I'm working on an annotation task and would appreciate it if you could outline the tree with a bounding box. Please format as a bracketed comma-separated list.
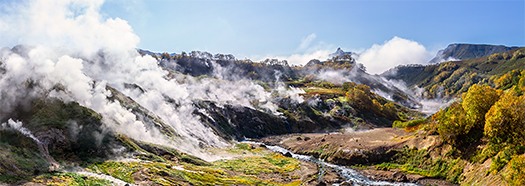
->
[484, 92, 525, 146]
[436, 102, 470, 147]
[461, 84, 501, 131]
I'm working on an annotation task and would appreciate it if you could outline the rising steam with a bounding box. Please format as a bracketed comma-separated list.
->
[1, 119, 41, 143]
[0, 0, 303, 160]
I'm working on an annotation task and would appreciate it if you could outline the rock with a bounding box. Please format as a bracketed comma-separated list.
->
[283, 152, 293, 157]
[259, 144, 267, 148]
[159, 170, 169, 177]
[339, 181, 353, 186]
[392, 171, 408, 182]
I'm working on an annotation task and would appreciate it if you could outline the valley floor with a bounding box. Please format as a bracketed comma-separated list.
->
[261, 128, 456, 185]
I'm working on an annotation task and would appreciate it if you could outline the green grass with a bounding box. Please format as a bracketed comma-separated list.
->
[86, 153, 301, 186]
[0, 142, 48, 183]
[31, 172, 111, 186]
[375, 147, 465, 183]
[84, 142, 302, 185]
[88, 161, 138, 183]
[213, 153, 300, 175]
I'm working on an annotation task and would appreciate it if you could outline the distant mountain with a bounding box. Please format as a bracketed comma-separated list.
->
[141, 49, 421, 108]
[429, 44, 519, 63]
[383, 47, 525, 99]
[330, 47, 354, 57]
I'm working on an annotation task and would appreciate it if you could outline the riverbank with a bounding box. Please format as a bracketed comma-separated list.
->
[260, 128, 457, 185]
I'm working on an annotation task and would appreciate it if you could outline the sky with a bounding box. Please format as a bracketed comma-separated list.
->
[101, 0, 525, 56]
[0, 0, 523, 73]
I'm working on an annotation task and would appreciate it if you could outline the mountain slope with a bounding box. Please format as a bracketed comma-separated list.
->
[429, 43, 519, 63]
[147, 48, 421, 109]
[383, 48, 525, 98]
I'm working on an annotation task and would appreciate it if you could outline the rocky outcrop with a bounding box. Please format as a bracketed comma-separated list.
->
[193, 100, 347, 141]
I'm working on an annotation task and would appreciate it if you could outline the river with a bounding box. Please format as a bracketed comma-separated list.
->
[246, 141, 419, 186]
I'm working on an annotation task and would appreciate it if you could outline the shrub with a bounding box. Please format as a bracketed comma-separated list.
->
[461, 84, 501, 130]
[393, 118, 427, 129]
[484, 92, 525, 145]
[436, 102, 471, 147]
[504, 154, 525, 185]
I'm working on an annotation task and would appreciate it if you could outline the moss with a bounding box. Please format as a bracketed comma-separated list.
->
[31, 172, 111, 186]
[88, 161, 138, 183]
[86, 155, 300, 186]
[213, 153, 300, 175]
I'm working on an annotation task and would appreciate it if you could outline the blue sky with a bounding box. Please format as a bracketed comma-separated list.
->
[101, 0, 525, 58]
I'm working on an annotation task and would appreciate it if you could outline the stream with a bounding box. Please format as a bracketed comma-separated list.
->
[247, 141, 418, 186]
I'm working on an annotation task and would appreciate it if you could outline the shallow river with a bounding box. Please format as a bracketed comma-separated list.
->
[247, 141, 419, 186]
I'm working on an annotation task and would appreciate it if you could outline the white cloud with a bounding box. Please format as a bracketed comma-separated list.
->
[297, 33, 317, 51]
[253, 33, 336, 66]
[284, 50, 333, 66]
[357, 36, 432, 75]
[257, 49, 333, 66]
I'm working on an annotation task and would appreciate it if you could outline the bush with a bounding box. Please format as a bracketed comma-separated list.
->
[461, 84, 501, 129]
[484, 92, 525, 145]
[436, 102, 472, 147]
[393, 118, 427, 129]
[504, 154, 525, 185]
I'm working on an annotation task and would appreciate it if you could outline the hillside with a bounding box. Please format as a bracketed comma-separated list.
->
[383, 48, 525, 99]
[1, 0, 524, 185]
[265, 67, 525, 185]
[1, 44, 426, 185]
[3, 42, 525, 185]
[143, 48, 421, 109]
[429, 43, 519, 63]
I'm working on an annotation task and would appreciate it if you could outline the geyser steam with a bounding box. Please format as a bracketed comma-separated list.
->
[0, 0, 302, 160]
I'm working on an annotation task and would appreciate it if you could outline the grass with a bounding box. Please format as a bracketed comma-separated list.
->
[0, 141, 48, 183]
[213, 153, 300, 175]
[374, 147, 465, 183]
[392, 118, 428, 129]
[31, 172, 111, 186]
[86, 154, 301, 186]
[84, 142, 303, 185]
[88, 161, 138, 183]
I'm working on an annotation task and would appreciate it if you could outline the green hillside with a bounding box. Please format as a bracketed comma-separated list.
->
[384, 48, 525, 98]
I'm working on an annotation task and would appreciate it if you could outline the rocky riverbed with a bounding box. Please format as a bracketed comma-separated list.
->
[260, 128, 457, 185]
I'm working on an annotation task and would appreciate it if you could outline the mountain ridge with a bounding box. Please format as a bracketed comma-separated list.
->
[429, 43, 519, 63]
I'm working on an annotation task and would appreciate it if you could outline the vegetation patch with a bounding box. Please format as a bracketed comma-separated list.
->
[213, 153, 300, 175]
[392, 118, 427, 129]
[375, 147, 465, 183]
[31, 172, 111, 186]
